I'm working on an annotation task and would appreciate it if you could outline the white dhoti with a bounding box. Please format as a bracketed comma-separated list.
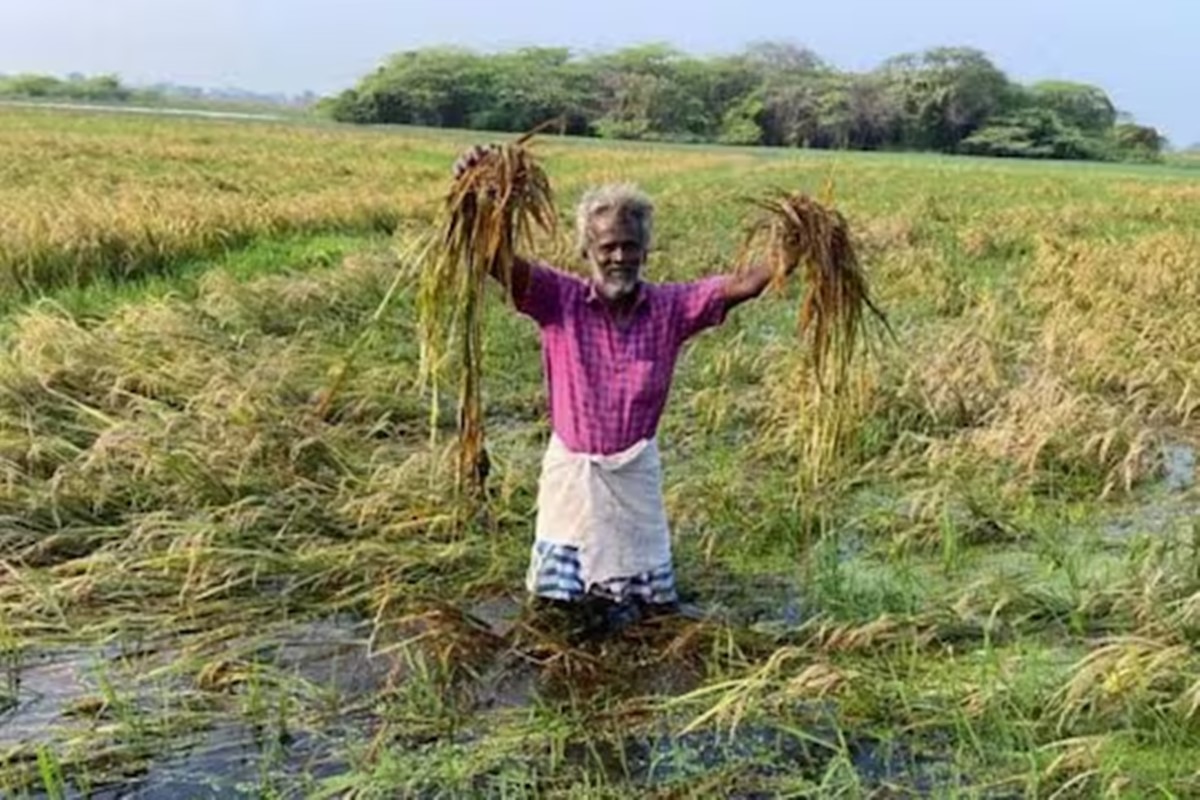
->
[526, 435, 676, 603]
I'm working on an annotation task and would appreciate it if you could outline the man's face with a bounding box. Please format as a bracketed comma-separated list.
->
[585, 212, 647, 301]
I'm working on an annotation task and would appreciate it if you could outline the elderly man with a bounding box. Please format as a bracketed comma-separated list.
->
[454, 146, 791, 632]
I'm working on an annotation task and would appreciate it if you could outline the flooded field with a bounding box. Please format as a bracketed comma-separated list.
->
[2, 105, 1199, 796]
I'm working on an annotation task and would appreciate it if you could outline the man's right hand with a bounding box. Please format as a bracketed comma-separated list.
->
[453, 144, 500, 179]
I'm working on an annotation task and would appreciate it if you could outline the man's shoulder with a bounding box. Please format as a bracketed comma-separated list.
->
[530, 262, 588, 291]
[635, 279, 689, 309]
[640, 279, 688, 299]
[516, 262, 587, 323]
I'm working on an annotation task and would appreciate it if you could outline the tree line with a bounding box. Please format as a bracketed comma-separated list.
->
[322, 44, 1165, 162]
[0, 73, 157, 104]
[0, 74, 313, 110]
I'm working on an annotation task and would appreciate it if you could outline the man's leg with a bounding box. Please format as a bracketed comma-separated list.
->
[582, 563, 678, 636]
[527, 542, 687, 637]
[526, 541, 612, 637]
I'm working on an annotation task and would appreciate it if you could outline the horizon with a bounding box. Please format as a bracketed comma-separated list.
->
[3, 0, 1197, 145]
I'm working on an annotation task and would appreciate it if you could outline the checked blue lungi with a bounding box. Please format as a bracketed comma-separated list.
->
[527, 540, 678, 605]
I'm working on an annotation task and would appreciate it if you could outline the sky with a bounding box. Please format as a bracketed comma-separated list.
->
[2, 0, 1197, 145]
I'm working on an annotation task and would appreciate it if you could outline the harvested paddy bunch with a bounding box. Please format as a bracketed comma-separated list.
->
[744, 191, 890, 491]
[743, 191, 888, 386]
[419, 134, 556, 498]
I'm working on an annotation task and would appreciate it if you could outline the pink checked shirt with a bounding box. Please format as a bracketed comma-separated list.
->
[515, 264, 728, 455]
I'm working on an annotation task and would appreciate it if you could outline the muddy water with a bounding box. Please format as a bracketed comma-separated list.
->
[0, 643, 136, 751]
[1, 617, 387, 798]
[1102, 442, 1198, 541]
[1164, 442, 1197, 492]
[3, 596, 959, 797]
[619, 725, 962, 795]
[87, 725, 352, 799]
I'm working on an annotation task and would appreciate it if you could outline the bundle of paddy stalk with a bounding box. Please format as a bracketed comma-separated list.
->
[418, 132, 555, 504]
[742, 190, 891, 490]
[315, 131, 554, 514]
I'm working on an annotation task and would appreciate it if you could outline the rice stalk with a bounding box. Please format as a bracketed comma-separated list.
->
[742, 190, 890, 389]
[1052, 635, 1195, 732]
[742, 190, 890, 491]
[418, 129, 556, 503]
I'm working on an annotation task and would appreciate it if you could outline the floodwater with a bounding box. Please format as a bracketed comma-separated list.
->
[0, 100, 286, 123]
[11, 472, 1188, 798]
[1163, 442, 1197, 493]
[1103, 442, 1198, 540]
[0, 591, 968, 797]
[1, 618, 383, 798]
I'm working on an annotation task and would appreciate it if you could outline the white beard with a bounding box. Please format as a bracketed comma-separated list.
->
[600, 278, 637, 300]
[594, 266, 642, 301]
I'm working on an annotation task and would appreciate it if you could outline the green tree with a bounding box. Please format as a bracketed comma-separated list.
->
[321, 42, 1161, 164]
[959, 108, 1108, 160]
[737, 42, 829, 147]
[0, 73, 133, 102]
[700, 55, 762, 128]
[844, 74, 903, 149]
[1027, 81, 1116, 134]
[880, 47, 1014, 150]
[718, 93, 765, 145]
[1112, 122, 1165, 161]
[592, 44, 710, 140]
[2, 74, 64, 97]
[472, 48, 595, 133]
[741, 41, 827, 77]
[351, 48, 494, 127]
[74, 74, 131, 102]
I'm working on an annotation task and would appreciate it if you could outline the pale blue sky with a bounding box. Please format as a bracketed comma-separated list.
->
[2, 0, 1196, 145]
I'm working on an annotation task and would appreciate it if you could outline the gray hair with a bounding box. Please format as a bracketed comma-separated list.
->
[575, 184, 654, 257]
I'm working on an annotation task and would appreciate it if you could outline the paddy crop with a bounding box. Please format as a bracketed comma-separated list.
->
[0, 105, 1198, 797]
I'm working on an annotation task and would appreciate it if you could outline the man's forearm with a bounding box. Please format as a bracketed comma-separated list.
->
[722, 263, 775, 311]
[489, 254, 533, 301]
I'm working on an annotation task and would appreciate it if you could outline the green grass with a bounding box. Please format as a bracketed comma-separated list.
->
[0, 232, 378, 322]
[0, 106, 1198, 797]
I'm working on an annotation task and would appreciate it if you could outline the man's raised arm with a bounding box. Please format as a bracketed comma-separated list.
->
[721, 263, 782, 312]
[493, 255, 534, 304]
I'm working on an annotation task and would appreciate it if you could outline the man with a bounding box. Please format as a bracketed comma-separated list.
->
[454, 146, 792, 633]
